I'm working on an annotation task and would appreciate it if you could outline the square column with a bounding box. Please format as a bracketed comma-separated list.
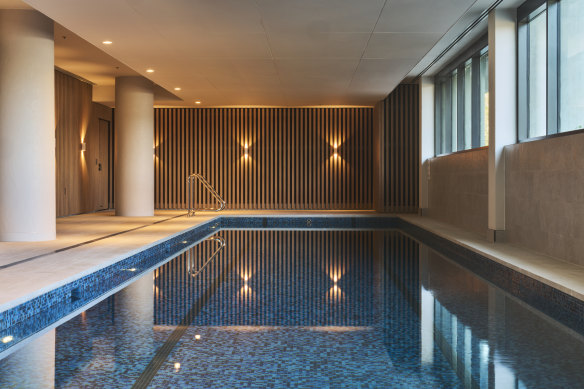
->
[487, 8, 517, 242]
[419, 77, 435, 216]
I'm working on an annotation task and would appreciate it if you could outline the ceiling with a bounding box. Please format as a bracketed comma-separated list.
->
[11, 0, 486, 107]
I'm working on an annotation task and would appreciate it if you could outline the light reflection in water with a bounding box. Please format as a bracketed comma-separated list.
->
[0, 230, 583, 388]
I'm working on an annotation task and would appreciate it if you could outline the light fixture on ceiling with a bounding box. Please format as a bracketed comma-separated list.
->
[1, 336, 13, 344]
[102, 40, 112, 45]
[146, 69, 155, 73]
[174, 87, 181, 91]
[195, 101, 201, 105]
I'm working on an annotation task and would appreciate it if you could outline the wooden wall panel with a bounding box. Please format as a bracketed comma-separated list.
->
[154, 108, 373, 210]
[377, 84, 420, 213]
[55, 70, 92, 217]
[55, 70, 114, 217]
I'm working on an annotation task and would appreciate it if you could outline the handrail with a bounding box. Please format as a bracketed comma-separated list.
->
[188, 236, 226, 278]
[187, 173, 226, 216]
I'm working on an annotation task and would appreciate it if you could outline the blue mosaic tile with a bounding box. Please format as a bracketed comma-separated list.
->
[2, 214, 584, 364]
[2, 228, 584, 388]
[397, 219, 584, 335]
[0, 220, 219, 352]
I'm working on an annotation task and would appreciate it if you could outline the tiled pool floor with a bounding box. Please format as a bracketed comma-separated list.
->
[0, 209, 583, 318]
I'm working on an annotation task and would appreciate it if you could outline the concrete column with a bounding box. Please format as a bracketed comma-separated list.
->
[115, 76, 154, 216]
[0, 10, 55, 241]
[419, 77, 435, 216]
[487, 8, 517, 242]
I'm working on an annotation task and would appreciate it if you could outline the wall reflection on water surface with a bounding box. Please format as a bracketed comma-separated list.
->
[0, 230, 583, 388]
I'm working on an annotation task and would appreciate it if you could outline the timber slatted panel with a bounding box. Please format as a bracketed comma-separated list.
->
[381, 84, 420, 213]
[54, 70, 92, 217]
[154, 108, 373, 210]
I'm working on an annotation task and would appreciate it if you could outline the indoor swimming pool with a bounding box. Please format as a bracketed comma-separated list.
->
[1, 225, 583, 388]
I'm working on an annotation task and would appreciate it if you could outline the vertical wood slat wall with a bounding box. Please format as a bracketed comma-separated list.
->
[154, 108, 373, 210]
[378, 84, 420, 213]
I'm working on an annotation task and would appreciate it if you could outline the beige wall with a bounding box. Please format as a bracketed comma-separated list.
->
[427, 148, 489, 237]
[505, 132, 584, 266]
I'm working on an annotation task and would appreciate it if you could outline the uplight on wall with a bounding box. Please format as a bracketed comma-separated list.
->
[333, 143, 338, 159]
[81, 142, 86, 153]
[244, 143, 249, 159]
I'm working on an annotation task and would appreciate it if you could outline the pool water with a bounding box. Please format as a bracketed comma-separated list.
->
[1, 229, 583, 388]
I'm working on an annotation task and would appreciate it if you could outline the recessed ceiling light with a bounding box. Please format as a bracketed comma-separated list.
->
[174, 87, 181, 91]
[102, 40, 113, 45]
[195, 101, 201, 105]
[146, 69, 155, 73]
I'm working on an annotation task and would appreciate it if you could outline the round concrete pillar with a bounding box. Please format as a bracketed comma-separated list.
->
[115, 77, 154, 216]
[0, 10, 55, 241]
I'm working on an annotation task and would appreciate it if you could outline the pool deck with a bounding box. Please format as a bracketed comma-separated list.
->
[1, 210, 583, 315]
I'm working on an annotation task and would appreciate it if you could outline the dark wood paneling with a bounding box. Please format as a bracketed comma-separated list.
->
[154, 108, 373, 210]
[378, 84, 420, 213]
[55, 70, 114, 217]
[55, 70, 92, 217]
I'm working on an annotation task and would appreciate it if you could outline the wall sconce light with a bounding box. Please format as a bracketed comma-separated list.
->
[333, 143, 338, 159]
[244, 143, 249, 159]
[81, 142, 86, 152]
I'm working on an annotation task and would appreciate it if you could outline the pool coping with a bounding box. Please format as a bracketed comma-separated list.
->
[1, 214, 583, 356]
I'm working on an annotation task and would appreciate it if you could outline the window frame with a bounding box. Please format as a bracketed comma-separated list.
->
[434, 35, 488, 156]
[518, 0, 584, 141]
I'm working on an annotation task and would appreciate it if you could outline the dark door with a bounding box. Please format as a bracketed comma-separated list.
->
[96, 119, 110, 211]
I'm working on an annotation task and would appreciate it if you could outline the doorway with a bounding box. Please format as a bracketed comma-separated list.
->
[95, 119, 110, 211]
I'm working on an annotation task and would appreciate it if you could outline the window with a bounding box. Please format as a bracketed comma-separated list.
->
[518, 0, 584, 140]
[559, 0, 584, 132]
[435, 42, 488, 155]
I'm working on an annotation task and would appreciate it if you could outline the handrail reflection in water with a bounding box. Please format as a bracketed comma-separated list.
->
[188, 236, 226, 278]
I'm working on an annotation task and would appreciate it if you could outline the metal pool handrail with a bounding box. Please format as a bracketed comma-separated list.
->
[187, 173, 226, 216]
[188, 236, 226, 278]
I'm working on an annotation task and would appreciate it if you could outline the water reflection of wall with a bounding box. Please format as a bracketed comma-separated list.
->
[154, 230, 383, 327]
[54, 272, 156, 388]
[0, 330, 55, 388]
[377, 231, 421, 370]
[422, 249, 584, 388]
